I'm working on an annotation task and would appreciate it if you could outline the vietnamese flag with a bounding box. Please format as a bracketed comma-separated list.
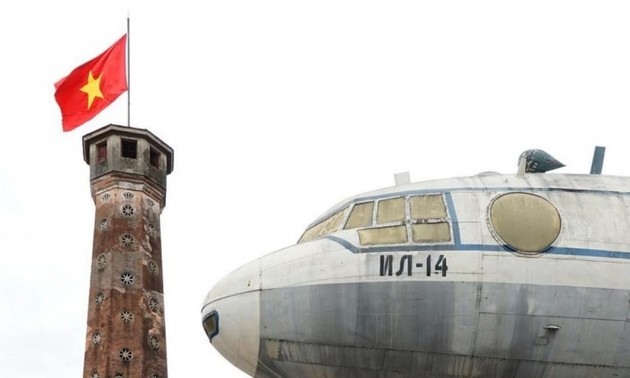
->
[54, 34, 127, 132]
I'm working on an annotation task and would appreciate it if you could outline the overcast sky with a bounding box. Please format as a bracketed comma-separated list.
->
[2, 1, 630, 377]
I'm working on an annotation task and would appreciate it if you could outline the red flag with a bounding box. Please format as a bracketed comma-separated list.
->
[55, 34, 127, 132]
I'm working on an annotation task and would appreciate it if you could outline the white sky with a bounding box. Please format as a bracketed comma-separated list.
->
[2, 1, 630, 377]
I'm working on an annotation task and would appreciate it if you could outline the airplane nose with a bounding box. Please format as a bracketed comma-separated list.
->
[202, 260, 261, 376]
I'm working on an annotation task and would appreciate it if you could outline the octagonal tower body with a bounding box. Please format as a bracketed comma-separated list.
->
[82, 124, 174, 378]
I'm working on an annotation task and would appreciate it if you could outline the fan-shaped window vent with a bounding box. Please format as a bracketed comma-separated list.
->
[120, 234, 134, 248]
[147, 224, 157, 238]
[121, 310, 134, 323]
[149, 335, 160, 350]
[121, 273, 134, 286]
[121, 204, 135, 217]
[92, 330, 102, 345]
[96, 254, 107, 270]
[95, 292, 105, 306]
[119, 348, 133, 362]
[101, 193, 111, 203]
[148, 260, 159, 274]
[148, 296, 159, 312]
[122, 192, 134, 200]
[98, 218, 110, 232]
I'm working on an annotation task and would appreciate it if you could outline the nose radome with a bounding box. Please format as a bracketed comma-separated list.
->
[202, 260, 262, 376]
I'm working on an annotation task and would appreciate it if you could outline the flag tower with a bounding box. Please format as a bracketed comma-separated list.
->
[82, 124, 174, 378]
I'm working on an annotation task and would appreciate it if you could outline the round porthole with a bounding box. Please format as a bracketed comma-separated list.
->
[488, 192, 561, 253]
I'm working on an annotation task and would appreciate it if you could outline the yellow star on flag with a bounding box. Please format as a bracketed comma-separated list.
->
[80, 70, 104, 109]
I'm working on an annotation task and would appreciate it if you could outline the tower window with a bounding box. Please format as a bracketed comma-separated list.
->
[121, 139, 137, 159]
[148, 260, 159, 274]
[120, 233, 135, 247]
[148, 296, 160, 312]
[92, 330, 103, 345]
[121, 272, 135, 286]
[121, 204, 136, 217]
[146, 223, 157, 238]
[119, 348, 133, 362]
[96, 253, 108, 269]
[97, 141, 107, 162]
[95, 292, 105, 306]
[150, 147, 161, 168]
[120, 310, 134, 323]
[149, 335, 160, 350]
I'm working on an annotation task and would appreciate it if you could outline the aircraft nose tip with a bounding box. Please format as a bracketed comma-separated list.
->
[202, 291, 261, 376]
[202, 263, 261, 376]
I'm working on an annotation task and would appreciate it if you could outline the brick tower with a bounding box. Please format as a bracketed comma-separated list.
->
[81, 124, 174, 378]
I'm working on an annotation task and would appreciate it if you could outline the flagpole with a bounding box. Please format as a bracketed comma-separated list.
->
[127, 16, 131, 127]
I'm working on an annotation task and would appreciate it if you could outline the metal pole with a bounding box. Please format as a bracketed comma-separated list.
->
[127, 17, 131, 127]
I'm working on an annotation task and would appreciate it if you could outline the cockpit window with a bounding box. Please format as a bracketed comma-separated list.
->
[357, 197, 407, 246]
[344, 202, 374, 230]
[409, 194, 451, 243]
[358, 225, 408, 245]
[353, 194, 451, 246]
[411, 223, 451, 243]
[377, 197, 405, 224]
[299, 193, 453, 246]
[410, 194, 447, 219]
[299, 208, 347, 243]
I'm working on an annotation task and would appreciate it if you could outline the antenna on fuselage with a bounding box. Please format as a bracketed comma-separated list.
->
[394, 172, 411, 186]
[590, 146, 606, 175]
[517, 157, 527, 177]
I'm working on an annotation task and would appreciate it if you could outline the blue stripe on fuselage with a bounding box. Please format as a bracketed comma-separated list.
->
[443, 192, 461, 246]
[323, 235, 630, 260]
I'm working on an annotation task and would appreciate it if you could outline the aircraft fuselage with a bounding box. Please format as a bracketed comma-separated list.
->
[202, 173, 630, 378]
